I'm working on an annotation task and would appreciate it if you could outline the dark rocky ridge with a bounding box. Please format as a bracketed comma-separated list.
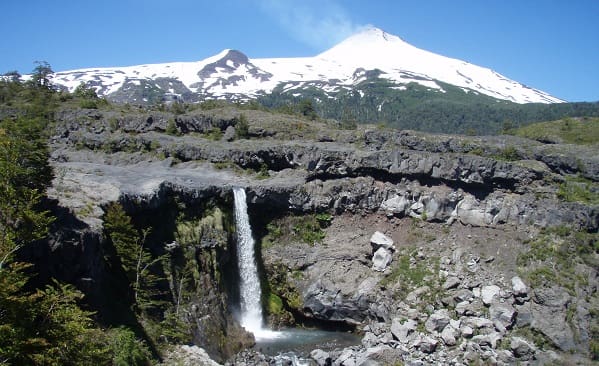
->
[43, 105, 598, 365]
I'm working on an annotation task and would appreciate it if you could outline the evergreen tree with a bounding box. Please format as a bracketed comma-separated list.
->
[0, 117, 53, 270]
[0, 74, 119, 365]
[30, 61, 53, 89]
[299, 99, 317, 120]
[104, 202, 160, 307]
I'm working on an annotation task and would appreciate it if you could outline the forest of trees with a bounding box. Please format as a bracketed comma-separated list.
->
[257, 78, 599, 135]
[0, 64, 155, 365]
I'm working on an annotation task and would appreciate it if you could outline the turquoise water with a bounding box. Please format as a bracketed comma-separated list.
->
[254, 328, 360, 356]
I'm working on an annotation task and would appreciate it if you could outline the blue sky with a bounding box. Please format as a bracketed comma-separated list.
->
[1, 0, 598, 102]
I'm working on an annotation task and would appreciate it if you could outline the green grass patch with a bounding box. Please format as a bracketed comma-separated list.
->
[511, 117, 599, 145]
[380, 248, 441, 302]
[557, 175, 599, 205]
[292, 215, 326, 245]
[517, 226, 598, 293]
[512, 326, 555, 350]
[261, 213, 331, 248]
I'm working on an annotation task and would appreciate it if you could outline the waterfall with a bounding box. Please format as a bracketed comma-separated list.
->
[232, 187, 358, 354]
[233, 187, 265, 334]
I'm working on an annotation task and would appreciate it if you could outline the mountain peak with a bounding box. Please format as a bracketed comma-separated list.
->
[342, 26, 411, 46]
[317, 26, 412, 62]
[49, 26, 563, 104]
[351, 26, 392, 41]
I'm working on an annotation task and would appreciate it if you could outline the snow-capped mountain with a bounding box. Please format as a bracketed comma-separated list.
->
[49, 27, 563, 104]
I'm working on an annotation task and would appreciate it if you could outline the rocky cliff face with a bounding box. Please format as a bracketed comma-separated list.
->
[44, 105, 598, 365]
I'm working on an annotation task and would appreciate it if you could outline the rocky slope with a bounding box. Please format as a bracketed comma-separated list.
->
[44, 104, 598, 365]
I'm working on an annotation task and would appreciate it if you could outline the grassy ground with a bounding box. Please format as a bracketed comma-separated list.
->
[510, 117, 599, 145]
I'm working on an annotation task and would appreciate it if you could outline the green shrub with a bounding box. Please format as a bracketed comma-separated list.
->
[256, 163, 270, 179]
[170, 102, 186, 115]
[315, 212, 332, 228]
[590, 340, 599, 361]
[165, 118, 178, 135]
[108, 327, 152, 366]
[494, 146, 520, 161]
[235, 114, 249, 139]
[266, 222, 283, 239]
[79, 99, 98, 109]
[262, 214, 328, 247]
[108, 117, 119, 132]
[293, 215, 326, 245]
[267, 293, 284, 315]
[205, 127, 223, 141]
[468, 147, 485, 156]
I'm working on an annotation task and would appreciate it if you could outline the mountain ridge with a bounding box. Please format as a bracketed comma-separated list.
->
[48, 27, 563, 104]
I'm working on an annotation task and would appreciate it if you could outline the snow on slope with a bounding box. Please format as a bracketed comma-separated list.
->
[50, 27, 563, 104]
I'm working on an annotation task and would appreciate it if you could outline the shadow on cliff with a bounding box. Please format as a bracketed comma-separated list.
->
[19, 198, 162, 359]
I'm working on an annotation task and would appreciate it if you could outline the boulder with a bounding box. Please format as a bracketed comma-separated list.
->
[405, 286, 429, 305]
[303, 279, 367, 324]
[511, 276, 528, 297]
[361, 332, 379, 348]
[333, 348, 356, 366]
[530, 287, 575, 351]
[496, 349, 516, 364]
[453, 288, 474, 303]
[472, 332, 503, 349]
[163, 345, 221, 366]
[425, 310, 451, 333]
[355, 345, 406, 366]
[442, 276, 461, 290]
[460, 325, 474, 338]
[489, 302, 516, 330]
[415, 336, 438, 354]
[310, 349, 332, 366]
[481, 285, 501, 306]
[441, 325, 459, 346]
[464, 317, 494, 329]
[514, 302, 533, 328]
[369, 231, 395, 250]
[455, 299, 483, 316]
[532, 286, 570, 308]
[510, 336, 536, 360]
[372, 247, 392, 272]
[223, 125, 236, 141]
[380, 194, 410, 215]
[390, 318, 417, 343]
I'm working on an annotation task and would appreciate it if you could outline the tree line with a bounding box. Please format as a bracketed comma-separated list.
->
[0, 64, 154, 365]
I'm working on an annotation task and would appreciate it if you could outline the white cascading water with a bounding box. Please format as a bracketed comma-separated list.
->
[233, 187, 279, 340]
[232, 187, 357, 362]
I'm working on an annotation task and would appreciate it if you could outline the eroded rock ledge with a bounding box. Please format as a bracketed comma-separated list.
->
[44, 107, 598, 365]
